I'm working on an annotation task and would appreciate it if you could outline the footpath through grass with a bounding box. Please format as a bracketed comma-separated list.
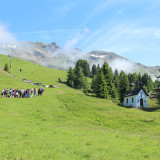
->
[0, 54, 160, 160]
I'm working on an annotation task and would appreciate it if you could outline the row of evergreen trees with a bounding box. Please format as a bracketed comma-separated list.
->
[91, 62, 119, 100]
[67, 61, 88, 92]
[91, 64, 154, 102]
[67, 60, 154, 103]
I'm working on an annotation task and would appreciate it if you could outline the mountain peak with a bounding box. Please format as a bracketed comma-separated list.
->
[49, 42, 61, 49]
[0, 41, 159, 80]
[88, 50, 127, 61]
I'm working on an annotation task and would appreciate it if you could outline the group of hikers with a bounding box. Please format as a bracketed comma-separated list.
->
[1, 88, 44, 98]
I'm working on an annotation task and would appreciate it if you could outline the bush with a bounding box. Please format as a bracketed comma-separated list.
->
[4, 63, 9, 73]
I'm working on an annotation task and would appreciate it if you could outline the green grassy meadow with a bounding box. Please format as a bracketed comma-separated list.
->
[0, 54, 160, 160]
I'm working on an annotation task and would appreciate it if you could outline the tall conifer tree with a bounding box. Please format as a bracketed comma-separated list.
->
[91, 64, 98, 78]
[114, 69, 120, 91]
[94, 69, 108, 99]
[91, 75, 97, 92]
[67, 67, 75, 87]
[119, 71, 129, 103]
[75, 60, 90, 77]
[102, 62, 118, 98]
[97, 64, 100, 71]
[74, 66, 85, 89]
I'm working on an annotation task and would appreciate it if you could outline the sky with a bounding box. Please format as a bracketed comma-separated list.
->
[0, 0, 160, 66]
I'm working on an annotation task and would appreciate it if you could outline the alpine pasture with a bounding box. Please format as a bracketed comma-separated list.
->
[0, 54, 160, 160]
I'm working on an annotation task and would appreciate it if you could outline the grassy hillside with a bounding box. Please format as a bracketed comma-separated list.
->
[0, 54, 67, 87]
[0, 54, 160, 160]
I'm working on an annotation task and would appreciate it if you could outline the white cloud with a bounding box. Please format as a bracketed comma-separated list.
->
[63, 36, 81, 51]
[63, 27, 89, 50]
[0, 24, 17, 44]
[109, 59, 138, 73]
[80, 21, 160, 66]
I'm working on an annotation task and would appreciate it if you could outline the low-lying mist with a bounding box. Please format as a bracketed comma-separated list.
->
[0, 23, 159, 81]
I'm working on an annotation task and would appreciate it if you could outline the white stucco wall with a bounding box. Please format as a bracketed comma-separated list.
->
[124, 89, 148, 108]
[124, 95, 137, 107]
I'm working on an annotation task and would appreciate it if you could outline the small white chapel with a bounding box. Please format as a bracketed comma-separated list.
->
[124, 83, 148, 108]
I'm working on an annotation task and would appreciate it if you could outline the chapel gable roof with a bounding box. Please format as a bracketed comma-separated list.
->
[125, 87, 148, 97]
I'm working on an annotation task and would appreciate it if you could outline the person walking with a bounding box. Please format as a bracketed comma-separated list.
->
[34, 88, 37, 97]
[1, 89, 4, 97]
[10, 88, 12, 97]
[31, 88, 33, 97]
[5, 88, 8, 98]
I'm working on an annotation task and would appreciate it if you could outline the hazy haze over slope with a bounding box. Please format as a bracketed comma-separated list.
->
[0, 41, 159, 80]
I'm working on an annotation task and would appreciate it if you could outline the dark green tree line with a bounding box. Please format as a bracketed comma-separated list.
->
[91, 62, 118, 99]
[75, 60, 90, 77]
[67, 59, 154, 103]
[67, 66, 88, 92]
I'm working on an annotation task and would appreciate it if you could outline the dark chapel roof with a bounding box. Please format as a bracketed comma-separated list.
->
[125, 87, 149, 97]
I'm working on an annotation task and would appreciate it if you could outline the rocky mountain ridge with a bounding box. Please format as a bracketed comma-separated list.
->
[0, 41, 160, 80]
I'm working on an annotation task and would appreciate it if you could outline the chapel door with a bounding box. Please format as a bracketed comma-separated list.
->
[140, 98, 143, 107]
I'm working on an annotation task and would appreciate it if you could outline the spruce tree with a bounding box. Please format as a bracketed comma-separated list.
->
[82, 77, 89, 94]
[156, 88, 160, 106]
[119, 71, 129, 103]
[91, 75, 97, 92]
[74, 67, 86, 89]
[132, 73, 138, 87]
[97, 64, 100, 71]
[129, 72, 138, 88]
[113, 69, 120, 91]
[91, 64, 98, 78]
[154, 80, 160, 89]
[102, 62, 117, 98]
[147, 75, 153, 93]
[84, 61, 90, 77]
[128, 73, 132, 83]
[112, 87, 119, 100]
[67, 67, 75, 87]
[95, 69, 108, 99]
[67, 61, 89, 91]
[137, 72, 142, 87]
[142, 73, 148, 86]
[75, 60, 90, 77]
[143, 85, 148, 93]
[4, 63, 9, 73]
[140, 73, 153, 93]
